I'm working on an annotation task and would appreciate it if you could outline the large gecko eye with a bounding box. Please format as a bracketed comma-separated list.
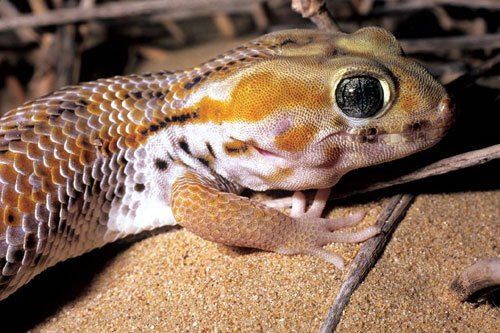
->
[335, 76, 384, 118]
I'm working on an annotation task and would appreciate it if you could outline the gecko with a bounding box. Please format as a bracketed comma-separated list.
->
[0, 27, 453, 301]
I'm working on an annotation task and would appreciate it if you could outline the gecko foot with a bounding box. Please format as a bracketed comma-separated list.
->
[290, 188, 332, 218]
[278, 211, 380, 269]
[286, 188, 380, 268]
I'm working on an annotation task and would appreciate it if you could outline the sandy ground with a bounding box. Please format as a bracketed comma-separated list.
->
[30, 191, 499, 332]
[1, 37, 497, 332]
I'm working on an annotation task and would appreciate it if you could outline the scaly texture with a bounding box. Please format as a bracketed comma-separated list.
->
[0, 27, 453, 300]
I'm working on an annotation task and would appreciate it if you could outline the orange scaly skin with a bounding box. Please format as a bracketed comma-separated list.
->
[0, 28, 453, 300]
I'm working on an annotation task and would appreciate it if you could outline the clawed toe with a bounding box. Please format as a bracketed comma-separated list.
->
[325, 211, 366, 230]
[290, 188, 332, 218]
[327, 225, 381, 243]
[307, 247, 345, 269]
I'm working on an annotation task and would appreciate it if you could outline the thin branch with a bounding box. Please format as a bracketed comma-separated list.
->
[264, 144, 500, 209]
[0, 0, 269, 32]
[319, 194, 415, 332]
[291, 0, 341, 33]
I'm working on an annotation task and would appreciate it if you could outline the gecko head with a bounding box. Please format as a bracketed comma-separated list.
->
[200, 28, 454, 191]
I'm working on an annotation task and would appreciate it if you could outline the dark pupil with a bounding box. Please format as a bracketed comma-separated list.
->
[336, 76, 383, 118]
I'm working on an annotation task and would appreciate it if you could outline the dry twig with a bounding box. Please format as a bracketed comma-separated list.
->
[291, 0, 340, 32]
[319, 194, 415, 332]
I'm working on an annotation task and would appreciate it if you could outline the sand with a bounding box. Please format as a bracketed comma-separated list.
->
[26, 191, 499, 332]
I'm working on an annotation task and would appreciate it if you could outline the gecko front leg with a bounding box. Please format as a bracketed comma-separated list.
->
[171, 171, 380, 268]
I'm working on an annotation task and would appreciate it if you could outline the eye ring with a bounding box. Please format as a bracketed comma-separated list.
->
[335, 75, 390, 119]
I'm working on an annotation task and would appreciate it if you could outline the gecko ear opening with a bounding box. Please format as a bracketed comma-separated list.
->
[335, 76, 384, 118]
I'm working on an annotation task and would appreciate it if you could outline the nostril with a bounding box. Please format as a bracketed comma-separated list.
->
[407, 120, 430, 132]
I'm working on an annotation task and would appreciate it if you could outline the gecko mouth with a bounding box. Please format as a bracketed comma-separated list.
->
[318, 125, 450, 146]
[230, 136, 284, 159]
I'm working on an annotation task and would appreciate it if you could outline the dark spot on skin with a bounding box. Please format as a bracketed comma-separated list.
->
[227, 61, 236, 66]
[407, 120, 430, 132]
[239, 57, 247, 62]
[179, 141, 190, 154]
[139, 128, 148, 135]
[131, 91, 142, 99]
[206, 142, 216, 158]
[134, 183, 146, 192]
[184, 76, 202, 90]
[197, 158, 210, 167]
[7, 214, 14, 224]
[359, 128, 378, 143]
[164, 110, 199, 124]
[251, 54, 260, 58]
[123, 93, 130, 99]
[224, 142, 248, 154]
[204, 71, 212, 76]
[143, 73, 152, 77]
[79, 99, 89, 106]
[154, 159, 169, 171]
[215, 66, 223, 71]
[116, 184, 125, 197]
[13, 249, 24, 262]
[154, 91, 165, 99]
[150, 124, 160, 132]
[236, 46, 246, 51]
[279, 38, 296, 46]
[24, 233, 36, 250]
[160, 70, 175, 75]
